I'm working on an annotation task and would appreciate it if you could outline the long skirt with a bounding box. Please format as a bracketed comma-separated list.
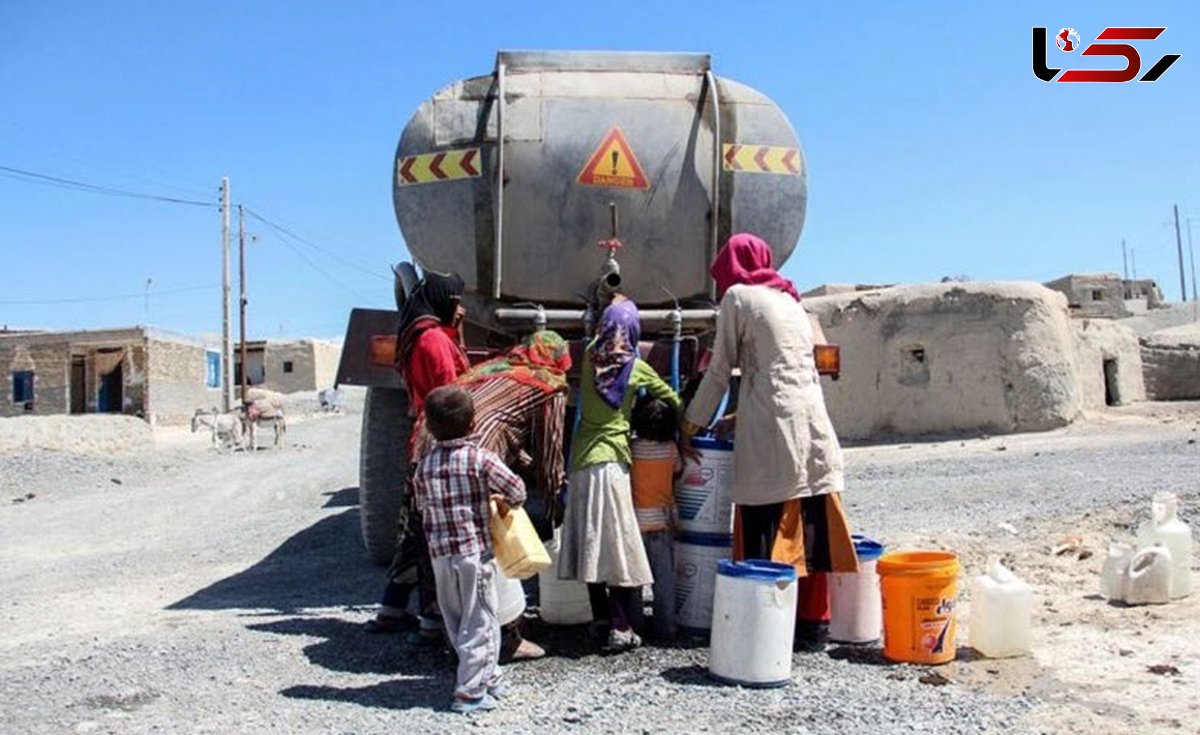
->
[733, 493, 858, 624]
[557, 462, 653, 587]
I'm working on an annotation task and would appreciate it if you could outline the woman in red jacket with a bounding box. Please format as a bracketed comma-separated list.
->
[368, 271, 468, 639]
[396, 270, 469, 417]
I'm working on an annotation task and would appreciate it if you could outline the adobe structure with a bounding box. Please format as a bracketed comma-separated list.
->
[805, 282, 1145, 440]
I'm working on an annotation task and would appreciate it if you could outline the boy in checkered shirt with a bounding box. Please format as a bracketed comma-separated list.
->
[413, 385, 526, 714]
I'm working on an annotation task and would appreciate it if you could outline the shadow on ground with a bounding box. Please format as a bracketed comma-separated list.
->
[249, 615, 455, 677]
[281, 678, 454, 712]
[323, 486, 360, 508]
[167, 506, 381, 613]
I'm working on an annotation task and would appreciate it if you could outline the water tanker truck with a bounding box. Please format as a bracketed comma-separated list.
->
[335, 51, 810, 564]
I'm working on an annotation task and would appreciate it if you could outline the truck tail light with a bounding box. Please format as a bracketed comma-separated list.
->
[814, 344, 840, 380]
[369, 335, 398, 367]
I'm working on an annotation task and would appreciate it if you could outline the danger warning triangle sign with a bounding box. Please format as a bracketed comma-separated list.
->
[577, 127, 650, 190]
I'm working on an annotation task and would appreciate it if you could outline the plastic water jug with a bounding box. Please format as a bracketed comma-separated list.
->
[494, 562, 527, 626]
[538, 534, 592, 625]
[1124, 546, 1173, 605]
[708, 560, 797, 687]
[829, 536, 884, 643]
[968, 558, 1032, 658]
[1099, 542, 1134, 600]
[1136, 492, 1193, 599]
[489, 501, 551, 580]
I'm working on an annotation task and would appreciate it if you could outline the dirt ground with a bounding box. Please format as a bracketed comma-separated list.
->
[0, 395, 1197, 734]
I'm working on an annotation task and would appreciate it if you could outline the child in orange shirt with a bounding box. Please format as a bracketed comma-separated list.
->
[630, 395, 684, 641]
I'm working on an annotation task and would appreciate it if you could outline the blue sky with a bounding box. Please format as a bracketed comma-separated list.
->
[2, 1, 1197, 338]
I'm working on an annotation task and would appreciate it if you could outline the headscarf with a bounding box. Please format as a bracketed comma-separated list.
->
[396, 270, 465, 364]
[459, 330, 572, 394]
[710, 233, 800, 302]
[589, 300, 641, 409]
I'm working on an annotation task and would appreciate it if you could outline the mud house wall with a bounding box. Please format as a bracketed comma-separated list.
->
[263, 341, 318, 394]
[311, 340, 341, 389]
[0, 339, 70, 417]
[1071, 319, 1145, 408]
[146, 337, 220, 425]
[1044, 274, 1128, 319]
[805, 283, 1081, 439]
[1141, 325, 1200, 400]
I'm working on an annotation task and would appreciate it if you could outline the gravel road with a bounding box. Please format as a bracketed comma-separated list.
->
[1, 401, 1197, 735]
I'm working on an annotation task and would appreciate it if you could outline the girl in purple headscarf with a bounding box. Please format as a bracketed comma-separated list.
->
[557, 299, 682, 652]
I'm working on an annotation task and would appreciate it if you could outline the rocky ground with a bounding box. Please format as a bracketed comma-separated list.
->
[0, 395, 1197, 735]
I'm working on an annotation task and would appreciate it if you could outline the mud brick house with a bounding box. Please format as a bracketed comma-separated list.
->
[0, 327, 221, 425]
[233, 339, 340, 396]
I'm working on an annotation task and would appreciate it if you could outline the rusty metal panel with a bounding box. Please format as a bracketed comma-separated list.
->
[334, 309, 404, 389]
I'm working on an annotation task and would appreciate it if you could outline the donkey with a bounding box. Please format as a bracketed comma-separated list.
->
[191, 407, 246, 451]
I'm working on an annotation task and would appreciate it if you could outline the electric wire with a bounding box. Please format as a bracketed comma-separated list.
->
[243, 207, 391, 282]
[0, 164, 217, 207]
[241, 211, 377, 301]
[0, 284, 220, 305]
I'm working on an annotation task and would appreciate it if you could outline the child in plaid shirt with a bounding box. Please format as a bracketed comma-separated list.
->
[413, 385, 527, 714]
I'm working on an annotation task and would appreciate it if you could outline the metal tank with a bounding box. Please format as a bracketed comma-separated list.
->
[392, 51, 807, 317]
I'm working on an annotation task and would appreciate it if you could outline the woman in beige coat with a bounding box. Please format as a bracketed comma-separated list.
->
[682, 233, 858, 646]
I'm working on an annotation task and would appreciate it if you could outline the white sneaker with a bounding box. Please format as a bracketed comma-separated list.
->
[605, 628, 642, 652]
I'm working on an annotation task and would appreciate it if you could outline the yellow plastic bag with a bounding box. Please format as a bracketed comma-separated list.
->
[490, 500, 551, 580]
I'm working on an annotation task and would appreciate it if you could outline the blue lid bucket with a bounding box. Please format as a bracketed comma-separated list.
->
[852, 534, 884, 562]
[716, 558, 797, 583]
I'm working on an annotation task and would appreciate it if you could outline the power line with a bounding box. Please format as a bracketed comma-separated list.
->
[243, 206, 391, 282]
[241, 208, 376, 300]
[0, 164, 217, 207]
[0, 283, 219, 305]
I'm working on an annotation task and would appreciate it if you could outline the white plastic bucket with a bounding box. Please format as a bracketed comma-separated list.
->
[538, 535, 592, 625]
[830, 536, 884, 644]
[708, 559, 798, 687]
[676, 437, 735, 536]
[675, 531, 732, 631]
[495, 561, 527, 626]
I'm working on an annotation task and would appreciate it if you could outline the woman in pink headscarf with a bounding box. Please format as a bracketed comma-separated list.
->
[682, 233, 858, 648]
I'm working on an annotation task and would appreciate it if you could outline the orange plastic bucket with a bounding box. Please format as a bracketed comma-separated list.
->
[876, 550, 960, 665]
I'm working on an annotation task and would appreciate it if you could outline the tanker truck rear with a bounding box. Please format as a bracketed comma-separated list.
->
[335, 51, 810, 564]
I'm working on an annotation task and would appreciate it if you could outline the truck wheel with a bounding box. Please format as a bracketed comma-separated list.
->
[358, 386, 411, 566]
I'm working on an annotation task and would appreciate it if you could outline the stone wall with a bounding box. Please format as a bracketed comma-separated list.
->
[1141, 323, 1200, 400]
[1071, 319, 1146, 408]
[146, 337, 220, 425]
[805, 283, 1082, 439]
[0, 340, 70, 417]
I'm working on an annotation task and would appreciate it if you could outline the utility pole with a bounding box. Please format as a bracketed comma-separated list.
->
[143, 277, 152, 324]
[1121, 238, 1128, 281]
[238, 204, 249, 406]
[1131, 249, 1137, 280]
[220, 177, 233, 413]
[1187, 217, 1197, 305]
[1173, 204, 1187, 302]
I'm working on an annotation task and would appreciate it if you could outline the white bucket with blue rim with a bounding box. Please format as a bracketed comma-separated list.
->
[708, 559, 798, 687]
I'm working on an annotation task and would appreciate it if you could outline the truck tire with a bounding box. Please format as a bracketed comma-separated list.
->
[358, 386, 411, 566]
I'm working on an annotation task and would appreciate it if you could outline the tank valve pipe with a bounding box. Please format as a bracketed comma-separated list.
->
[494, 308, 717, 328]
[663, 287, 683, 391]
